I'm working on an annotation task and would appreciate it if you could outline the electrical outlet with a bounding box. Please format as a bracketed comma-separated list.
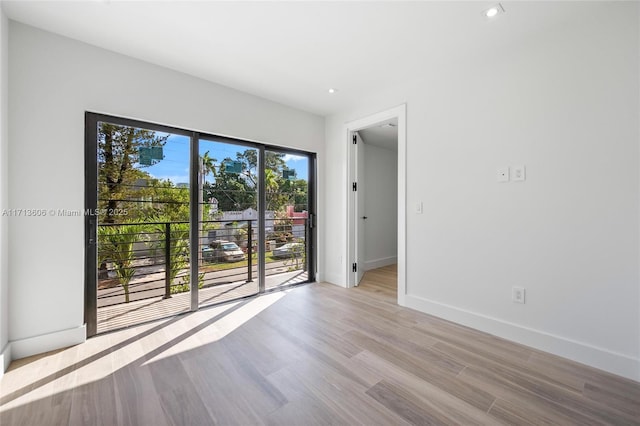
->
[512, 287, 525, 304]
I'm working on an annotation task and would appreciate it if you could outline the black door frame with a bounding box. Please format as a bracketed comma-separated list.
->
[85, 112, 317, 337]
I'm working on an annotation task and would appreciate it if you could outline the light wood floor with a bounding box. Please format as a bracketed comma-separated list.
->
[1, 265, 639, 425]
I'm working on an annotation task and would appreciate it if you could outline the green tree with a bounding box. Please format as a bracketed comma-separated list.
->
[280, 178, 308, 210]
[146, 180, 190, 222]
[150, 219, 205, 294]
[264, 168, 282, 211]
[204, 157, 256, 211]
[201, 151, 217, 181]
[203, 149, 308, 213]
[98, 123, 169, 223]
[153, 220, 189, 287]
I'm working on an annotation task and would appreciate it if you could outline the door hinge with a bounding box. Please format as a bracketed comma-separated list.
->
[352, 182, 357, 191]
[352, 134, 357, 144]
[352, 263, 357, 273]
[308, 213, 314, 229]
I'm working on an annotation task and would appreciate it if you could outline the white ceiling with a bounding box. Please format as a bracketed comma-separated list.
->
[358, 118, 398, 152]
[1, 1, 609, 116]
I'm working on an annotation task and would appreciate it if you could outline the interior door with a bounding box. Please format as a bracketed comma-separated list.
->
[355, 133, 365, 286]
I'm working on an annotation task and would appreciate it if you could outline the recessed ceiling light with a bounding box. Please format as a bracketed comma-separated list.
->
[328, 88, 337, 94]
[484, 4, 504, 18]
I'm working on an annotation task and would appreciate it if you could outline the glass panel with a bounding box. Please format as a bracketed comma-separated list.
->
[96, 123, 191, 333]
[197, 139, 259, 308]
[264, 150, 310, 289]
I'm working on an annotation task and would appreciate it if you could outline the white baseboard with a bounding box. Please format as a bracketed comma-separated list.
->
[0, 341, 11, 376]
[405, 294, 640, 381]
[363, 256, 397, 271]
[10, 324, 86, 361]
[322, 272, 347, 288]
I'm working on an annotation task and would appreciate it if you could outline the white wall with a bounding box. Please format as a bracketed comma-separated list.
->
[0, 6, 10, 375]
[325, 3, 640, 379]
[7, 22, 324, 362]
[362, 143, 397, 270]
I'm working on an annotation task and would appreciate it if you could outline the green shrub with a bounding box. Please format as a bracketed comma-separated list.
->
[98, 223, 145, 303]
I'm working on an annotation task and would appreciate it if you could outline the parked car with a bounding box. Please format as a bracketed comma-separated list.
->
[272, 242, 305, 259]
[209, 240, 246, 262]
[202, 246, 215, 262]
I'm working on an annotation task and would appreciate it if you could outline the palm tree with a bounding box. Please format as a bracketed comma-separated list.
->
[199, 151, 218, 260]
[201, 151, 217, 182]
[98, 223, 144, 303]
[264, 168, 280, 210]
[200, 150, 217, 212]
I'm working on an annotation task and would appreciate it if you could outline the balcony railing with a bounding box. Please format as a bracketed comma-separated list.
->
[97, 218, 308, 308]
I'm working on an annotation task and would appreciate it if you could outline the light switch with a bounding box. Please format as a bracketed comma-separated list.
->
[512, 165, 526, 181]
[497, 167, 510, 183]
[416, 202, 423, 214]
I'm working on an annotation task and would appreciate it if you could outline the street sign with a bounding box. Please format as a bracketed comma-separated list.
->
[223, 160, 243, 174]
[283, 169, 296, 180]
[138, 147, 152, 166]
[150, 146, 163, 160]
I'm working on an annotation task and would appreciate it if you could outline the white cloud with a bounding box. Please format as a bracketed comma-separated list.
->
[152, 174, 190, 184]
[283, 154, 304, 162]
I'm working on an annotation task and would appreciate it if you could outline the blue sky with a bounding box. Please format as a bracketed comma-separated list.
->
[141, 134, 309, 185]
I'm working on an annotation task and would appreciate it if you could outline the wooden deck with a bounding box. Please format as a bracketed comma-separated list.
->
[2, 265, 639, 425]
[97, 270, 308, 334]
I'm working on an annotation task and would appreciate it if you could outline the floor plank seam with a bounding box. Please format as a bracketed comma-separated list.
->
[456, 365, 467, 378]
[485, 397, 497, 415]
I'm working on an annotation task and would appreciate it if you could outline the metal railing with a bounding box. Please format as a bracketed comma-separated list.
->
[97, 218, 308, 307]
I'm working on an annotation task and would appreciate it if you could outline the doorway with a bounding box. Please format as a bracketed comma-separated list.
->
[357, 119, 398, 274]
[85, 113, 316, 336]
[345, 105, 406, 305]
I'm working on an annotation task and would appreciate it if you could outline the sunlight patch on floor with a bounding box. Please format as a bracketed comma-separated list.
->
[0, 290, 291, 413]
[141, 291, 287, 365]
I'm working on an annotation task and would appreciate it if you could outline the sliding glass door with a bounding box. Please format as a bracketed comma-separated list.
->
[264, 149, 313, 290]
[196, 137, 260, 309]
[88, 120, 194, 335]
[85, 113, 316, 336]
